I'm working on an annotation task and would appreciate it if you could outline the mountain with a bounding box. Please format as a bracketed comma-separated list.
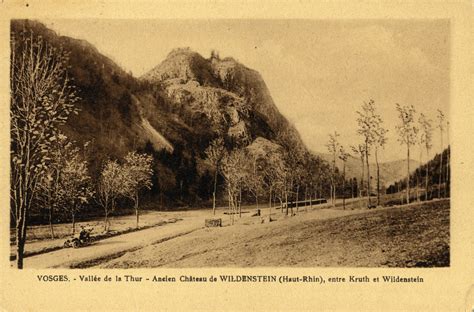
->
[11, 20, 305, 206]
[140, 48, 304, 150]
[316, 152, 420, 188]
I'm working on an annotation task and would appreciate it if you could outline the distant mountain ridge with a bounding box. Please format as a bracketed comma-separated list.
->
[315, 152, 420, 188]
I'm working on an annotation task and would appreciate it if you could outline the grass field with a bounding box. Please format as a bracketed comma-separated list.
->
[100, 199, 449, 268]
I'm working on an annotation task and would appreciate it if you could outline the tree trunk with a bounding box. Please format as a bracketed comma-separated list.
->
[16, 215, 27, 269]
[446, 147, 450, 196]
[406, 143, 410, 205]
[72, 211, 76, 235]
[135, 193, 140, 229]
[330, 183, 333, 206]
[160, 189, 163, 211]
[446, 124, 449, 196]
[332, 153, 336, 206]
[360, 154, 365, 209]
[104, 208, 108, 232]
[304, 185, 308, 211]
[227, 188, 232, 224]
[239, 187, 242, 218]
[426, 148, 430, 200]
[285, 189, 289, 216]
[48, 205, 55, 239]
[342, 161, 346, 210]
[212, 167, 217, 215]
[361, 156, 365, 197]
[16, 236, 25, 269]
[269, 185, 272, 221]
[296, 185, 299, 212]
[438, 129, 443, 198]
[351, 179, 354, 199]
[375, 148, 380, 206]
[281, 190, 284, 214]
[365, 141, 371, 207]
[417, 148, 422, 202]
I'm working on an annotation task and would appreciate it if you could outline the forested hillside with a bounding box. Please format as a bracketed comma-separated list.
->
[11, 20, 341, 213]
[386, 147, 450, 198]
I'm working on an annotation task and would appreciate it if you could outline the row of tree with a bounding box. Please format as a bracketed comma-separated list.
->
[325, 99, 449, 208]
[39, 141, 153, 236]
[205, 132, 355, 222]
[326, 100, 388, 209]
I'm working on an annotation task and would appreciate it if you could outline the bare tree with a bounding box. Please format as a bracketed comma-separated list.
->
[220, 149, 246, 225]
[123, 152, 153, 229]
[326, 131, 340, 207]
[10, 30, 79, 268]
[395, 103, 418, 204]
[205, 137, 226, 215]
[418, 113, 433, 200]
[247, 152, 265, 211]
[374, 117, 388, 207]
[437, 109, 445, 198]
[265, 161, 285, 221]
[446, 120, 450, 195]
[356, 100, 379, 207]
[338, 146, 350, 210]
[351, 144, 366, 202]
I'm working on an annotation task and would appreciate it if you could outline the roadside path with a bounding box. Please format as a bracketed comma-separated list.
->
[20, 216, 203, 268]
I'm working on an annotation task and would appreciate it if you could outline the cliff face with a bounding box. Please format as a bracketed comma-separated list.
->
[11, 21, 307, 205]
[141, 48, 305, 151]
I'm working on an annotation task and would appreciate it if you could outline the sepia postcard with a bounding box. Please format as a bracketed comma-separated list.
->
[0, 1, 473, 311]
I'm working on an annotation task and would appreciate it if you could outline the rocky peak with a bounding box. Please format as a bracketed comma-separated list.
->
[141, 48, 217, 86]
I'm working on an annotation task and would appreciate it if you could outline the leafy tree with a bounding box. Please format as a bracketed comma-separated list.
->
[59, 150, 94, 235]
[38, 135, 92, 236]
[37, 134, 69, 239]
[98, 160, 128, 232]
[395, 103, 418, 204]
[123, 152, 153, 229]
[10, 29, 79, 268]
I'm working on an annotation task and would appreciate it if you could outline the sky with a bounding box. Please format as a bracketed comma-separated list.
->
[43, 19, 450, 162]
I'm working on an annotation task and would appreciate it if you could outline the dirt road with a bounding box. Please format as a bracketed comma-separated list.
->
[20, 215, 204, 269]
[18, 199, 356, 268]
